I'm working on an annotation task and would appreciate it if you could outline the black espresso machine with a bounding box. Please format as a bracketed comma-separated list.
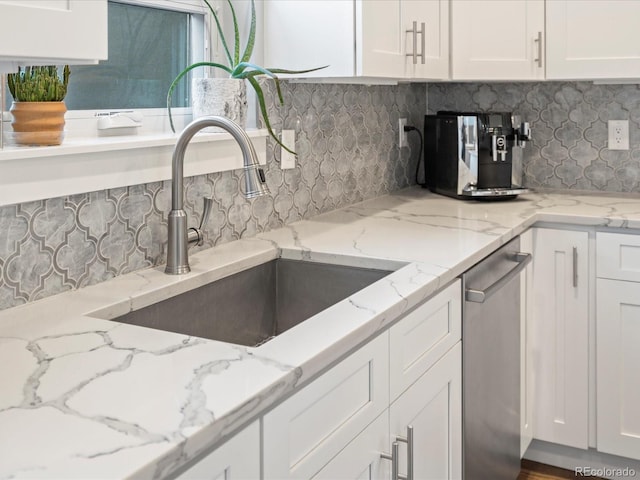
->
[424, 111, 531, 200]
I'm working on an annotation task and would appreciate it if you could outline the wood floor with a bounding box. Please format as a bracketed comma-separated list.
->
[518, 459, 604, 479]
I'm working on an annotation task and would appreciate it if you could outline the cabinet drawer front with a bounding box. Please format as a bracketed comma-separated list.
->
[176, 421, 260, 479]
[597, 232, 640, 282]
[263, 333, 389, 480]
[313, 412, 390, 480]
[389, 279, 461, 401]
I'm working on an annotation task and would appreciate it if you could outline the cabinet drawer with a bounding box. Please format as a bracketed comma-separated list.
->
[263, 332, 389, 479]
[597, 232, 640, 282]
[176, 421, 260, 479]
[313, 412, 390, 480]
[389, 279, 461, 401]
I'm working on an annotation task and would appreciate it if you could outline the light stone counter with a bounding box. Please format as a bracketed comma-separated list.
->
[1, 187, 640, 479]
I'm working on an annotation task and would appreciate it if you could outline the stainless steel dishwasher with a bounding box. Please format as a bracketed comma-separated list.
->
[462, 236, 531, 480]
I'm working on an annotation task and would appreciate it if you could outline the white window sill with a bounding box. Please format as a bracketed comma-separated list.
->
[0, 128, 269, 207]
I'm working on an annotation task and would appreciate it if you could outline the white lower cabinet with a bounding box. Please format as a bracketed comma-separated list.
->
[264, 279, 462, 480]
[176, 421, 260, 480]
[530, 227, 589, 449]
[313, 413, 391, 480]
[390, 343, 462, 480]
[596, 232, 640, 461]
[389, 281, 461, 401]
[263, 333, 389, 479]
[316, 343, 462, 480]
[596, 279, 640, 461]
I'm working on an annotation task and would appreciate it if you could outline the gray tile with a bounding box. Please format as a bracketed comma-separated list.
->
[1, 81, 426, 310]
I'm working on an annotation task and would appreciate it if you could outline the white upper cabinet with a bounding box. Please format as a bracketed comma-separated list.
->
[546, 0, 640, 80]
[401, 0, 449, 80]
[0, 0, 107, 72]
[263, 0, 449, 81]
[451, 0, 544, 80]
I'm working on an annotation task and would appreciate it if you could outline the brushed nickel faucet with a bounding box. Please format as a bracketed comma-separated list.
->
[165, 116, 269, 275]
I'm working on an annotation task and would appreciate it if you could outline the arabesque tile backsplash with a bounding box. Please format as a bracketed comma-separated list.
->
[428, 82, 640, 192]
[0, 82, 425, 310]
[3, 80, 640, 311]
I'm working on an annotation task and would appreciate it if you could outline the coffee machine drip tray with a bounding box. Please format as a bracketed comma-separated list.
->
[461, 185, 529, 200]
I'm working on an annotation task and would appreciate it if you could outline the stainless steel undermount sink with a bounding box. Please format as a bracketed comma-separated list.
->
[105, 259, 393, 347]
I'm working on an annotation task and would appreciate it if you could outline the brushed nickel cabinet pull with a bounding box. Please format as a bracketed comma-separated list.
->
[573, 246, 578, 288]
[534, 31, 543, 68]
[381, 441, 400, 480]
[406, 21, 418, 64]
[406, 21, 426, 65]
[396, 425, 414, 480]
[419, 22, 426, 65]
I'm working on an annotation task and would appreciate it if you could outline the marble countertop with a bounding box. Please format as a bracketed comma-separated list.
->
[1, 187, 640, 479]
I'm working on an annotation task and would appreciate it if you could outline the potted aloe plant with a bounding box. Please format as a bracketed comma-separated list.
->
[167, 0, 325, 154]
[7, 65, 70, 146]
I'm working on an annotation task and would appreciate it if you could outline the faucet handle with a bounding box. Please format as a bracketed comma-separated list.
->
[200, 196, 213, 231]
[187, 196, 214, 247]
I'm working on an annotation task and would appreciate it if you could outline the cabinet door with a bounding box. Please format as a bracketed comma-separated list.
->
[357, 0, 404, 77]
[520, 229, 534, 457]
[389, 279, 461, 402]
[547, 1, 640, 80]
[596, 279, 640, 461]
[0, 0, 107, 69]
[263, 333, 389, 479]
[531, 228, 589, 449]
[264, 0, 404, 79]
[596, 232, 640, 283]
[389, 343, 462, 480]
[402, 0, 449, 80]
[313, 413, 390, 480]
[451, 0, 544, 80]
[176, 421, 260, 480]
[263, 1, 357, 78]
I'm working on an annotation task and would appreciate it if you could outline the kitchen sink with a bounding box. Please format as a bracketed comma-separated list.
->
[108, 259, 393, 347]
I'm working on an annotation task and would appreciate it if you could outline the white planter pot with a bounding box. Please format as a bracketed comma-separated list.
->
[192, 78, 248, 132]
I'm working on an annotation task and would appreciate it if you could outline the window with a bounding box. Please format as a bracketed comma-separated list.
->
[66, 2, 194, 110]
[4, 0, 206, 121]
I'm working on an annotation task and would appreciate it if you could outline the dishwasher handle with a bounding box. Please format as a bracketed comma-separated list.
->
[465, 252, 532, 303]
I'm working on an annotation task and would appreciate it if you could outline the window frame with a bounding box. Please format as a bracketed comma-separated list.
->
[0, 0, 269, 208]
[62, 0, 211, 136]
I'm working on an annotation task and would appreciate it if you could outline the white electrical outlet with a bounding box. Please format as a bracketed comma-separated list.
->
[280, 130, 296, 169]
[608, 120, 629, 150]
[399, 118, 408, 148]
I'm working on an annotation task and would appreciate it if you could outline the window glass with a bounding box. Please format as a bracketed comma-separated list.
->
[63, 1, 193, 110]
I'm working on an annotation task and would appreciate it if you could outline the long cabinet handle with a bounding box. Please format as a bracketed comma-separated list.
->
[419, 22, 425, 65]
[381, 442, 400, 480]
[534, 31, 543, 68]
[406, 21, 426, 65]
[396, 425, 414, 480]
[573, 246, 578, 288]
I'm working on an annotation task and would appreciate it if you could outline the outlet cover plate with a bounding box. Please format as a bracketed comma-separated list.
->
[399, 118, 408, 148]
[608, 120, 629, 150]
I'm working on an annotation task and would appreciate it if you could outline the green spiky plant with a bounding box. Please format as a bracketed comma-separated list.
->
[167, 0, 326, 154]
[7, 65, 70, 102]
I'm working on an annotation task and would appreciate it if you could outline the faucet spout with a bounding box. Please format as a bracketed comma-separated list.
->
[165, 116, 269, 275]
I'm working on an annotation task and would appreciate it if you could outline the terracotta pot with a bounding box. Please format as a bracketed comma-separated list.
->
[192, 78, 247, 132]
[10, 101, 67, 146]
